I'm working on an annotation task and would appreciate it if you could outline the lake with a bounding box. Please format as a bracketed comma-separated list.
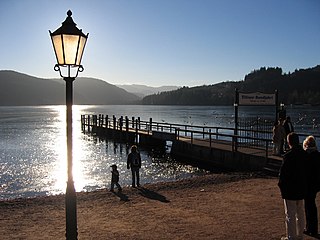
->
[0, 105, 319, 200]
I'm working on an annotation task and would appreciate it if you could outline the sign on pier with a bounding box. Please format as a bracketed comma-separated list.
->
[238, 92, 276, 106]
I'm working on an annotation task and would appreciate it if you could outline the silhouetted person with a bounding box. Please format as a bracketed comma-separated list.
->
[278, 132, 307, 240]
[303, 136, 320, 237]
[272, 120, 286, 155]
[127, 145, 141, 187]
[283, 116, 294, 136]
[110, 164, 122, 192]
[283, 116, 294, 150]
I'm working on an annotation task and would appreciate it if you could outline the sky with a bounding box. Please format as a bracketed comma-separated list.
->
[0, 0, 319, 87]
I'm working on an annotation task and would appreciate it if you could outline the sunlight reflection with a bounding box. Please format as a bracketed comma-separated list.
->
[50, 105, 88, 194]
[72, 105, 87, 191]
[51, 105, 67, 194]
[41, 105, 207, 197]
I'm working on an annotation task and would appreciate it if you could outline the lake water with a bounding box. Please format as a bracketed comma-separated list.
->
[0, 105, 319, 200]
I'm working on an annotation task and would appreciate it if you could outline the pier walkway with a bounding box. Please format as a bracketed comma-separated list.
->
[81, 114, 282, 175]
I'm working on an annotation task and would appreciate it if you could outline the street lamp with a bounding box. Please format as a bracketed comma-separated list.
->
[49, 10, 88, 240]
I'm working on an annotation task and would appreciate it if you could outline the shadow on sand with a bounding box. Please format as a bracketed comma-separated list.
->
[137, 187, 170, 203]
[111, 190, 129, 202]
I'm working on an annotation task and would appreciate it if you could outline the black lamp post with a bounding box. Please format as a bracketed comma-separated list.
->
[49, 10, 88, 240]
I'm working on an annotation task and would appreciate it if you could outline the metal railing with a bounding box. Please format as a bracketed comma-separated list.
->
[81, 114, 320, 160]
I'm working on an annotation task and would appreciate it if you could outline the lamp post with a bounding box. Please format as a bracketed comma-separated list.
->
[49, 10, 88, 240]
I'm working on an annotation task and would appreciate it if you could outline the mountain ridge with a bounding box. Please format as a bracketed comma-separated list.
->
[0, 70, 140, 105]
[2, 65, 320, 106]
[116, 84, 179, 98]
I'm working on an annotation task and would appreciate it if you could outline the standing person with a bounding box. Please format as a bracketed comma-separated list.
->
[283, 116, 294, 150]
[110, 164, 122, 192]
[127, 145, 142, 188]
[303, 136, 320, 237]
[272, 120, 286, 155]
[283, 116, 294, 136]
[278, 132, 307, 240]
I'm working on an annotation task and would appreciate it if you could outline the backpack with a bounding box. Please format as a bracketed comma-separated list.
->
[132, 153, 140, 167]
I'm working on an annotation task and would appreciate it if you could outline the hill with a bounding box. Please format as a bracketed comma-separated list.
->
[0, 71, 140, 105]
[74, 78, 140, 105]
[116, 84, 179, 98]
[142, 65, 320, 105]
[2, 65, 320, 106]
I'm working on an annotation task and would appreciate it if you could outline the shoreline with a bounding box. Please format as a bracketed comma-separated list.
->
[0, 172, 253, 203]
[0, 172, 259, 204]
[1, 173, 320, 239]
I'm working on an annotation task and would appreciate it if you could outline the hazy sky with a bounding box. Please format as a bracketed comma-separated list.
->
[0, 0, 319, 87]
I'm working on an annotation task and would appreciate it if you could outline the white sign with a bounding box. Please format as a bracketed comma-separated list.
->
[238, 92, 276, 105]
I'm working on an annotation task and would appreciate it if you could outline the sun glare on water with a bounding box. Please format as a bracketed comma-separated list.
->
[50, 105, 88, 194]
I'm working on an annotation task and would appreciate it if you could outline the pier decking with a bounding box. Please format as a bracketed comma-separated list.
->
[81, 114, 282, 175]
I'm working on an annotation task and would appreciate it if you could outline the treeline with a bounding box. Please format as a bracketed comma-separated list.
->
[141, 65, 320, 105]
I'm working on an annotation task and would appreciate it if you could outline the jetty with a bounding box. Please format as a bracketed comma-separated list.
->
[80, 114, 287, 175]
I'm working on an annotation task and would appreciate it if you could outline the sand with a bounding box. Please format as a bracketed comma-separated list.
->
[1, 173, 320, 240]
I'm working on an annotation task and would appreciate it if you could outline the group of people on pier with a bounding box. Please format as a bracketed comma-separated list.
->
[272, 115, 320, 239]
[278, 131, 320, 239]
[272, 116, 294, 156]
[108, 114, 320, 240]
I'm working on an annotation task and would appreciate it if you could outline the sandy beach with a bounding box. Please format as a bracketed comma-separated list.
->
[1, 173, 320, 240]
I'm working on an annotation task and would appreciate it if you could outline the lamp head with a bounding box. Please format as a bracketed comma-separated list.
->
[49, 10, 88, 78]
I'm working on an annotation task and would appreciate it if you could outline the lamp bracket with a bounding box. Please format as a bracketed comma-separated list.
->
[54, 64, 84, 78]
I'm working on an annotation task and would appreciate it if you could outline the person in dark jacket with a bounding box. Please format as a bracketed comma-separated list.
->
[127, 145, 142, 187]
[303, 135, 320, 237]
[283, 116, 294, 151]
[283, 116, 294, 136]
[278, 132, 307, 240]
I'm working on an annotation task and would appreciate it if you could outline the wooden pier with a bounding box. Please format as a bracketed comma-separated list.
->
[81, 114, 283, 175]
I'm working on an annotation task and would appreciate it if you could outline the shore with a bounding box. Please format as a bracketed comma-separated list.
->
[1, 173, 320, 240]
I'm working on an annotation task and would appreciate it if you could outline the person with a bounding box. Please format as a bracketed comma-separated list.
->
[283, 116, 294, 136]
[303, 136, 320, 237]
[283, 116, 294, 150]
[272, 120, 286, 155]
[127, 145, 142, 187]
[278, 132, 307, 240]
[110, 164, 122, 192]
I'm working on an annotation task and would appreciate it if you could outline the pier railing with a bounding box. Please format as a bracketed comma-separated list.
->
[81, 114, 277, 157]
[81, 114, 320, 160]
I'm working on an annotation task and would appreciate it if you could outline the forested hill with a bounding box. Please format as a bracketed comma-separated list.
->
[141, 65, 320, 105]
[0, 71, 140, 105]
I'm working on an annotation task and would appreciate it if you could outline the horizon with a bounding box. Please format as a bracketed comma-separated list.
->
[1, 0, 319, 87]
[1, 63, 319, 88]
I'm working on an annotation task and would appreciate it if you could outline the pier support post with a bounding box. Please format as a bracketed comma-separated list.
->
[135, 119, 139, 143]
[119, 116, 123, 131]
[113, 115, 116, 129]
[125, 116, 129, 131]
[149, 118, 152, 132]
[234, 88, 239, 152]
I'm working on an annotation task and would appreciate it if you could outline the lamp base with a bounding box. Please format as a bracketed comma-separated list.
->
[65, 181, 77, 240]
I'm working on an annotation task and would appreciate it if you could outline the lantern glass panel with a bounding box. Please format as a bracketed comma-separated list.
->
[76, 35, 87, 65]
[62, 34, 80, 65]
[51, 35, 64, 65]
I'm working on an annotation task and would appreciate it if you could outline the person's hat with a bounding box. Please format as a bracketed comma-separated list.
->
[110, 164, 117, 168]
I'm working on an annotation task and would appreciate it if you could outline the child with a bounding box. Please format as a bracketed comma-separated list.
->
[110, 164, 122, 192]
